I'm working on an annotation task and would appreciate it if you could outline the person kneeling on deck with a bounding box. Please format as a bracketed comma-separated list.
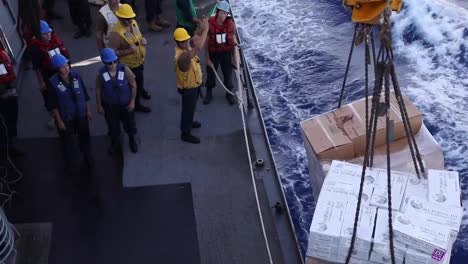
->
[96, 48, 139, 154]
[47, 54, 93, 174]
[109, 4, 152, 113]
[203, 1, 237, 105]
[173, 20, 209, 144]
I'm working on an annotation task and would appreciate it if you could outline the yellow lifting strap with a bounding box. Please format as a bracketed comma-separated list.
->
[342, 0, 403, 24]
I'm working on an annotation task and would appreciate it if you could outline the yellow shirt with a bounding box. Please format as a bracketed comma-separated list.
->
[111, 20, 146, 68]
[174, 46, 202, 89]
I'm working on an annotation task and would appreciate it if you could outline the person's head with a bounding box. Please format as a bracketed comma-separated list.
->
[108, 0, 120, 7]
[51, 54, 69, 76]
[40, 20, 52, 42]
[115, 4, 136, 27]
[216, 1, 230, 23]
[173, 28, 191, 50]
[100, 48, 119, 71]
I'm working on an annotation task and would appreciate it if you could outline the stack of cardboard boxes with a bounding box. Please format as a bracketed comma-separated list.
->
[306, 161, 462, 264]
[300, 93, 444, 199]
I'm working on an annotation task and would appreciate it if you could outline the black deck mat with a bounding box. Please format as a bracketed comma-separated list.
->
[5, 137, 200, 264]
[14, 222, 53, 264]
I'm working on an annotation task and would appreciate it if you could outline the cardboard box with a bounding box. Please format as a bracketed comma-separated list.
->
[403, 196, 462, 243]
[405, 246, 449, 264]
[334, 98, 403, 156]
[308, 198, 349, 262]
[322, 161, 376, 205]
[301, 92, 423, 161]
[370, 170, 408, 210]
[373, 209, 407, 259]
[337, 248, 370, 262]
[339, 205, 376, 253]
[369, 251, 404, 264]
[301, 111, 355, 161]
[393, 212, 451, 258]
[428, 169, 461, 207]
[306, 256, 379, 264]
[401, 176, 429, 211]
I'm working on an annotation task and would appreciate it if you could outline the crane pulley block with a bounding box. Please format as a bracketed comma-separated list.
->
[342, 0, 403, 24]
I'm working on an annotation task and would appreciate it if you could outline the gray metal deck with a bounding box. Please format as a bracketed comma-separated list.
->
[6, 1, 303, 263]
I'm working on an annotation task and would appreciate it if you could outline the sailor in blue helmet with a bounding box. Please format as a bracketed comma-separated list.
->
[96, 48, 139, 154]
[47, 54, 93, 174]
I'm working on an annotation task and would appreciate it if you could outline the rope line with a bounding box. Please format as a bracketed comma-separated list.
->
[208, 46, 274, 264]
[338, 23, 359, 108]
[384, 63, 397, 264]
[345, 2, 426, 264]
[364, 25, 370, 166]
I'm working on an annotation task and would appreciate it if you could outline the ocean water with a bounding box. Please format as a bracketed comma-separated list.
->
[233, 0, 468, 258]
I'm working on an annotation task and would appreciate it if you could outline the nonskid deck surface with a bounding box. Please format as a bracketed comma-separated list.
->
[6, 1, 279, 263]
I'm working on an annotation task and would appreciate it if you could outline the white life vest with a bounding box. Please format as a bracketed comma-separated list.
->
[99, 4, 120, 46]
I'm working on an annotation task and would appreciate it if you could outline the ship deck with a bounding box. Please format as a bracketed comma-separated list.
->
[4, 1, 302, 263]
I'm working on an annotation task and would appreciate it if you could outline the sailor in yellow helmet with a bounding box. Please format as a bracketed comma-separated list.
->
[108, 4, 151, 113]
[173, 18, 209, 144]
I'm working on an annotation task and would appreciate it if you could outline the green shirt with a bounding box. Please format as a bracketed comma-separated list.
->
[174, 0, 198, 28]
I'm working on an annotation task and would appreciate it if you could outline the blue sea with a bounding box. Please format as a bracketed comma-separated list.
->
[233, 0, 468, 259]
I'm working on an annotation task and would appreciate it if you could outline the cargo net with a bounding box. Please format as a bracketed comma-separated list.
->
[336, 4, 425, 264]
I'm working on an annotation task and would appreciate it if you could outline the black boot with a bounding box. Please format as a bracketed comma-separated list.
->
[203, 88, 213, 105]
[84, 26, 92, 38]
[135, 104, 151, 113]
[84, 153, 94, 170]
[192, 121, 201, 128]
[108, 142, 122, 156]
[141, 90, 151, 100]
[225, 92, 235, 105]
[73, 28, 84, 39]
[181, 132, 200, 144]
[8, 141, 24, 157]
[129, 135, 138, 153]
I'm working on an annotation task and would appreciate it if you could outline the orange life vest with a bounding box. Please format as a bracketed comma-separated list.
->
[30, 33, 70, 73]
[0, 50, 16, 84]
[207, 16, 235, 53]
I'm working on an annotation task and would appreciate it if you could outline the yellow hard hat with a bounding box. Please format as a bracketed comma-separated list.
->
[115, 4, 136, 19]
[173, 28, 190, 42]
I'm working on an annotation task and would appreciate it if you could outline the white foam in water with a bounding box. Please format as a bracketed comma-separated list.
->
[234, 0, 468, 255]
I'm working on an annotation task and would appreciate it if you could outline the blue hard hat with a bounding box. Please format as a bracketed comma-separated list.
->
[100, 48, 118, 63]
[216, 1, 230, 13]
[51, 54, 69, 69]
[40, 20, 52, 34]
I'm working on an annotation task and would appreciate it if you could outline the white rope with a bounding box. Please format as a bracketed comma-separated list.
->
[208, 46, 274, 264]
[209, 64, 236, 96]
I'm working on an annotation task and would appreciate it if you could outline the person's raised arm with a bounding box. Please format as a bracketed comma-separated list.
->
[177, 17, 209, 72]
[189, 17, 209, 57]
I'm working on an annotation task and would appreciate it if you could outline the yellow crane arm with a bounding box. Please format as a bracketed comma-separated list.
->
[343, 0, 403, 24]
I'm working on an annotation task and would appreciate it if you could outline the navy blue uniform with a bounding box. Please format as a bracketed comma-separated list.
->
[98, 64, 137, 151]
[47, 69, 92, 172]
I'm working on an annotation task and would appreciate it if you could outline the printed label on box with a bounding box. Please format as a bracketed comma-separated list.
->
[428, 169, 461, 207]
